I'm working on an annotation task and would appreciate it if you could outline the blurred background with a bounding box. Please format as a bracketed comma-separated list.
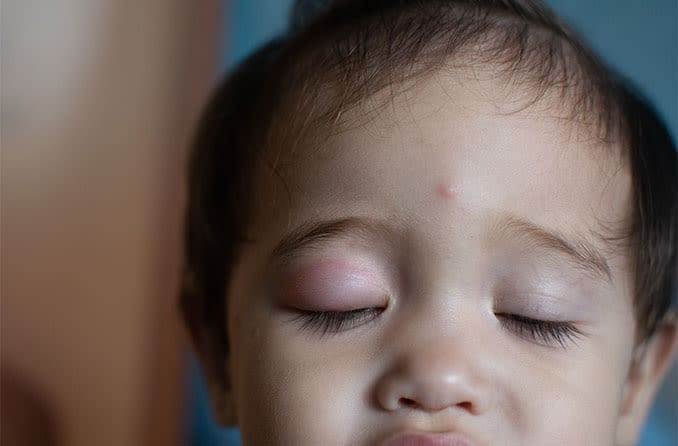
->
[1, 1, 676, 445]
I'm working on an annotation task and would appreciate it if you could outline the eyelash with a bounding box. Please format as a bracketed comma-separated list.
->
[294, 308, 583, 348]
[497, 313, 583, 348]
[292, 308, 383, 336]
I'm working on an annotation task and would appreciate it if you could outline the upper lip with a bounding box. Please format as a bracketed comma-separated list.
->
[377, 431, 476, 446]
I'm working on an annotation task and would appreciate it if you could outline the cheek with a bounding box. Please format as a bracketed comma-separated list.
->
[513, 347, 628, 444]
[232, 315, 367, 445]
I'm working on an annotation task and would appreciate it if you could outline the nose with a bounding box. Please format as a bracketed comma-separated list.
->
[375, 342, 491, 415]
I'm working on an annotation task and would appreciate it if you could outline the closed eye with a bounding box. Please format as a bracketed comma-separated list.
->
[292, 307, 384, 336]
[497, 313, 584, 349]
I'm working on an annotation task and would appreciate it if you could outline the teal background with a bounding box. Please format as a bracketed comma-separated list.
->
[188, 1, 678, 444]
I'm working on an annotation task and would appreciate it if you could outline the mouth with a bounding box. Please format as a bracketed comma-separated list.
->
[378, 431, 475, 446]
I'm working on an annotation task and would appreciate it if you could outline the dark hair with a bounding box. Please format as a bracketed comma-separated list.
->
[181, 0, 677, 379]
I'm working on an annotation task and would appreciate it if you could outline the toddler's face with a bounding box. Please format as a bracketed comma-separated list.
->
[222, 72, 650, 445]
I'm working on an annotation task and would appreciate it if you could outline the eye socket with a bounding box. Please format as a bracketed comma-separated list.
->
[292, 307, 384, 336]
[496, 313, 584, 349]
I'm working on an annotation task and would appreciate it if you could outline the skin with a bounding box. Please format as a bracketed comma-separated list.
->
[202, 70, 678, 445]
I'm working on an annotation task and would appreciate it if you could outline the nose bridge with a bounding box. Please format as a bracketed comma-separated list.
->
[375, 298, 494, 414]
[395, 280, 483, 352]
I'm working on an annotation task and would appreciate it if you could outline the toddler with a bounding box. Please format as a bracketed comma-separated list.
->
[180, 1, 678, 444]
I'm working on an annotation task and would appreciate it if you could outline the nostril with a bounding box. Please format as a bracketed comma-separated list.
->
[458, 401, 473, 412]
[396, 397, 474, 412]
[399, 397, 419, 409]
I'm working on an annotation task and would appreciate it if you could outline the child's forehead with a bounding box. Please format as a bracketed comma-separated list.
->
[271, 64, 624, 168]
[255, 71, 632, 259]
[269, 69, 627, 190]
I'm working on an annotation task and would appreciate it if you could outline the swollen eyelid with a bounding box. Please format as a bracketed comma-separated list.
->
[279, 260, 388, 311]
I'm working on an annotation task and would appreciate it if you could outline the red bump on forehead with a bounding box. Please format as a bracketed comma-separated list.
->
[435, 181, 458, 201]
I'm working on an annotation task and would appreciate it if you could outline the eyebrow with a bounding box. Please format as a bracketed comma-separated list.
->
[495, 215, 612, 282]
[270, 214, 613, 283]
[271, 217, 394, 261]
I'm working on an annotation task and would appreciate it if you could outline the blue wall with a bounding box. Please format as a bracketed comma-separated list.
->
[187, 1, 678, 444]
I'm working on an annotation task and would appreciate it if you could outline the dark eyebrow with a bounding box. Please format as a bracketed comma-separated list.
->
[271, 214, 613, 282]
[271, 217, 394, 261]
[496, 215, 612, 282]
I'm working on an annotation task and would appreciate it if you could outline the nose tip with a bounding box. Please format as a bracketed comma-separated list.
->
[377, 372, 481, 415]
[375, 349, 488, 415]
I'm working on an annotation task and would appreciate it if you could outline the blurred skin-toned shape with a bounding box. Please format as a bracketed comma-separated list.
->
[1, 368, 60, 446]
[1, 1, 218, 444]
[216, 70, 678, 445]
